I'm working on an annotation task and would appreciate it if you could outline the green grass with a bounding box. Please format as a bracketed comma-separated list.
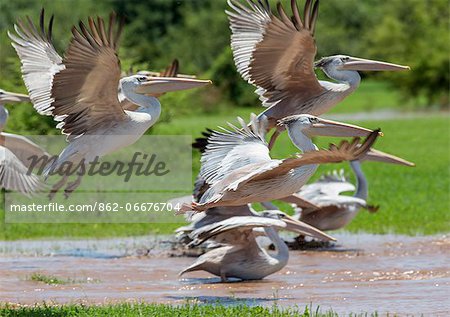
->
[1, 113, 448, 240]
[326, 80, 425, 114]
[313, 115, 450, 235]
[28, 273, 71, 285]
[27, 273, 98, 285]
[0, 303, 384, 317]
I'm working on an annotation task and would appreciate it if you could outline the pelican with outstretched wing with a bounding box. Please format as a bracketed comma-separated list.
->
[9, 10, 210, 198]
[180, 114, 380, 213]
[180, 207, 334, 282]
[173, 195, 318, 245]
[226, 0, 409, 146]
[0, 89, 48, 196]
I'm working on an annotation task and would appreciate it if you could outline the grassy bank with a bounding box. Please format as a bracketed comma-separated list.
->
[1, 114, 448, 240]
[0, 303, 382, 317]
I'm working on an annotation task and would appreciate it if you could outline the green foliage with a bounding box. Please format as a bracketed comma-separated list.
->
[0, 0, 447, 136]
[0, 302, 382, 317]
[366, 0, 449, 107]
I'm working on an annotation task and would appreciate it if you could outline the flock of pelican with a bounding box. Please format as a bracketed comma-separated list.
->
[175, 0, 412, 282]
[1, 0, 412, 283]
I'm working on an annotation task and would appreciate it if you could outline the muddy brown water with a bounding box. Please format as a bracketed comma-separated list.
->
[1, 233, 449, 316]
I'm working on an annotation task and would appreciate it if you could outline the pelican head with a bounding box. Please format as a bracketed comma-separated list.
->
[315, 55, 410, 73]
[120, 75, 211, 96]
[260, 209, 335, 242]
[0, 89, 29, 104]
[278, 114, 379, 138]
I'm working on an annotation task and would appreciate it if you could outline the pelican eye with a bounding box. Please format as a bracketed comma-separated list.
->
[309, 117, 320, 124]
[341, 57, 350, 62]
[137, 76, 147, 82]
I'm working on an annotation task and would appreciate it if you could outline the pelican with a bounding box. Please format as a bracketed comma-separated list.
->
[173, 195, 318, 247]
[226, 0, 409, 146]
[180, 114, 380, 213]
[0, 89, 48, 196]
[287, 150, 415, 232]
[9, 10, 211, 197]
[180, 208, 334, 282]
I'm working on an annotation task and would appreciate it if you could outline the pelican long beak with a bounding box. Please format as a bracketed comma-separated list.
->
[305, 118, 382, 138]
[135, 77, 211, 94]
[0, 91, 29, 103]
[137, 70, 197, 79]
[283, 215, 336, 242]
[362, 148, 415, 166]
[340, 57, 410, 71]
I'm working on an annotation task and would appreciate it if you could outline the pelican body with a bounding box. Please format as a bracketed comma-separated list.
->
[180, 208, 334, 282]
[183, 114, 380, 213]
[9, 10, 210, 197]
[226, 0, 409, 138]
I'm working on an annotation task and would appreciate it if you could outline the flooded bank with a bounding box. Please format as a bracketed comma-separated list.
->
[1, 233, 449, 315]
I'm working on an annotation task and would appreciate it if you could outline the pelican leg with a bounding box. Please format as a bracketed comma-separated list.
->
[64, 175, 83, 199]
[220, 270, 227, 283]
[48, 175, 69, 200]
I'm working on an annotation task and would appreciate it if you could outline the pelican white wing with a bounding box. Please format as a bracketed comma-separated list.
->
[199, 114, 270, 186]
[1, 133, 49, 169]
[0, 146, 43, 196]
[190, 216, 287, 246]
[299, 170, 356, 201]
[10, 10, 127, 139]
[8, 9, 64, 116]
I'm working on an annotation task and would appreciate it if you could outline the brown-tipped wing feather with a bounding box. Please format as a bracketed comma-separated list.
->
[225, 130, 379, 189]
[160, 59, 179, 77]
[0, 146, 44, 196]
[192, 128, 214, 153]
[51, 13, 126, 138]
[227, 0, 324, 116]
[278, 194, 320, 209]
[9, 10, 127, 138]
[0, 133, 50, 169]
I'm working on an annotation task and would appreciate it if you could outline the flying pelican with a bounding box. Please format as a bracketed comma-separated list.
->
[180, 208, 334, 282]
[9, 10, 210, 198]
[0, 89, 48, 196]
[287, 150, 415, 232]
[180, 114, 380, 213]
[226, 0, 409, 146]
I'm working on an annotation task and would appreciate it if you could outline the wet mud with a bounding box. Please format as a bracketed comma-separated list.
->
[1, 233, 449, 316]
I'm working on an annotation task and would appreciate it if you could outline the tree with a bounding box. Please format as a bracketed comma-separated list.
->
[367, 0, 449, 107]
